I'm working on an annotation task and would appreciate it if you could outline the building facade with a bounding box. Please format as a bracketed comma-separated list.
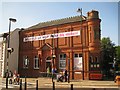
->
[0, 36, 6, 77]
[0, 29, 20, 77]
[19, 10, 102, 80]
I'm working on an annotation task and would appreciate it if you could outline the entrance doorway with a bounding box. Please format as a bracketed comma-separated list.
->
[46, 56, 52, 73]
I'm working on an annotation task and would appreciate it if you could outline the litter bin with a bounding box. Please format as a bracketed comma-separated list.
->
[115, 76, 120, 85]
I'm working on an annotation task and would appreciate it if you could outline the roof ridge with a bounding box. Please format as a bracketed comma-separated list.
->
[27, 15, 86, 30]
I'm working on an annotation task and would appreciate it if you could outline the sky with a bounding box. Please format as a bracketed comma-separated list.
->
[0, 1, 119, 45]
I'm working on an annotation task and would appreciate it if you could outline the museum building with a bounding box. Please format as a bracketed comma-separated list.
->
[19, 10, 102, 80]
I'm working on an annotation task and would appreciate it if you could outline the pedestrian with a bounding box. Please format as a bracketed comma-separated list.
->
[64, 69, 67, 82]
[5, 70, 9, 78]
[16, 74, 20, 85]
[9, 70, 13, 84]
[47, 66, 50, 77]
[54, 68, 57, 73]
[13, 70, 17, 84]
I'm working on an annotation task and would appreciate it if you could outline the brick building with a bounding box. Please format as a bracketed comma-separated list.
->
[19, 10, 102, 80]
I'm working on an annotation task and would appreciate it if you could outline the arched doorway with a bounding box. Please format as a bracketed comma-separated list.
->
[46, 56, 52, 73]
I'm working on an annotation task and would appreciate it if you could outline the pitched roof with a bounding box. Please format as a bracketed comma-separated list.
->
[27, 15, 86, 30]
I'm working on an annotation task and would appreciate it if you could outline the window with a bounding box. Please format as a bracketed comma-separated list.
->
[74, 53, 83, 70]
[23, 56, 29, 68]
[89, 56, 100, 71]
[59, 54, 66, 69]
[34, 56, 39, 69]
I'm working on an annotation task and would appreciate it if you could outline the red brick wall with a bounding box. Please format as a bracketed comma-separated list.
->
[19, 15, 101, 79]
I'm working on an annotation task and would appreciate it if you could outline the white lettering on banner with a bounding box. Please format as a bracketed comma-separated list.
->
[23, 30, 80, 42]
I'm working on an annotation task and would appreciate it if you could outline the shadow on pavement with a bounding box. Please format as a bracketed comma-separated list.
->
[1, 88, 119, 90]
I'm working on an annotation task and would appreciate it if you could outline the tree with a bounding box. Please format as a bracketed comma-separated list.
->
[116, 46, 120, 61]
[115, 46, 120, 71]
[101, 37, 115, 77]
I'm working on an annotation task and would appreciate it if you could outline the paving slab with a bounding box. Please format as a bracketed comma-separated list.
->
[1, 77, 120, 90]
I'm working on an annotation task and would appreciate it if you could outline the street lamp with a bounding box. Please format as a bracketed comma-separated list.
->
[68, 58, 70, 83]
[77, 8, 84, 80]
[24, 56, 29, 90]
[6, 18, 16, 89]
[51, 34, 56, 82]
[113, 57, 116, 78]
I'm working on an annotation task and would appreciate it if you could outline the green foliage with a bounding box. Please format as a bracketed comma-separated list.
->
[101, 37, 115, 62]
[101, 37, 115, 76]
[115, 46, 120, 61]
[115, 46, 120, 70]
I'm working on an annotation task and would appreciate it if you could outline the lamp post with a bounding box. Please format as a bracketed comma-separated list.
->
[68, 58, 70, 83]
[6, 18, 16, 89]
[24, 56, 29, 90]
[77, 8, 84, 80]
[113, 57, 116, 78]
[51, 34, 56, 82]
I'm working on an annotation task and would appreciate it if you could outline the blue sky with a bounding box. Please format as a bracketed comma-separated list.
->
[0, 2, 119, 45]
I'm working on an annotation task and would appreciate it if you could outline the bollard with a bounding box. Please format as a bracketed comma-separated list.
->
[20, 79, 22, 90]
[68, 75, 70, 83]
[71, 84, 73, 90]
[24, 77, 27, 90]
[6, 77, 8, 89]
[36, 80, 38, 90]
[53, 81, 55, 90]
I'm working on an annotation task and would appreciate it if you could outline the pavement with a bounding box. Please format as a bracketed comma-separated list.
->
[0, 77, 120, 90]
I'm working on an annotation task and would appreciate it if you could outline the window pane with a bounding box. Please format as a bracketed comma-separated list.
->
[59, 60, 66, 69]
[74, 57, 83, 70]
[91, 64, 93, 68]
[97, 64, 99, 68]
[95, 57, 99, 63]
[59, 54, 66, 69]
[60, 54, 62, 59]
[74, 54, 78, 58]
[94, 64, 96, 68]
[64, 54, 66, 58]
[79, 54, 82, 57]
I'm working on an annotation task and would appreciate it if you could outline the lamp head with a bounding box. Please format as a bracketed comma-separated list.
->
[77, 8, 82, 13]
[9, 18, 17, 22]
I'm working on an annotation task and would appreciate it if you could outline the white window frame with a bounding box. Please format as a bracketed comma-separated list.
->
[59, 54, 66, 69]
[34, 56, 39, 69]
